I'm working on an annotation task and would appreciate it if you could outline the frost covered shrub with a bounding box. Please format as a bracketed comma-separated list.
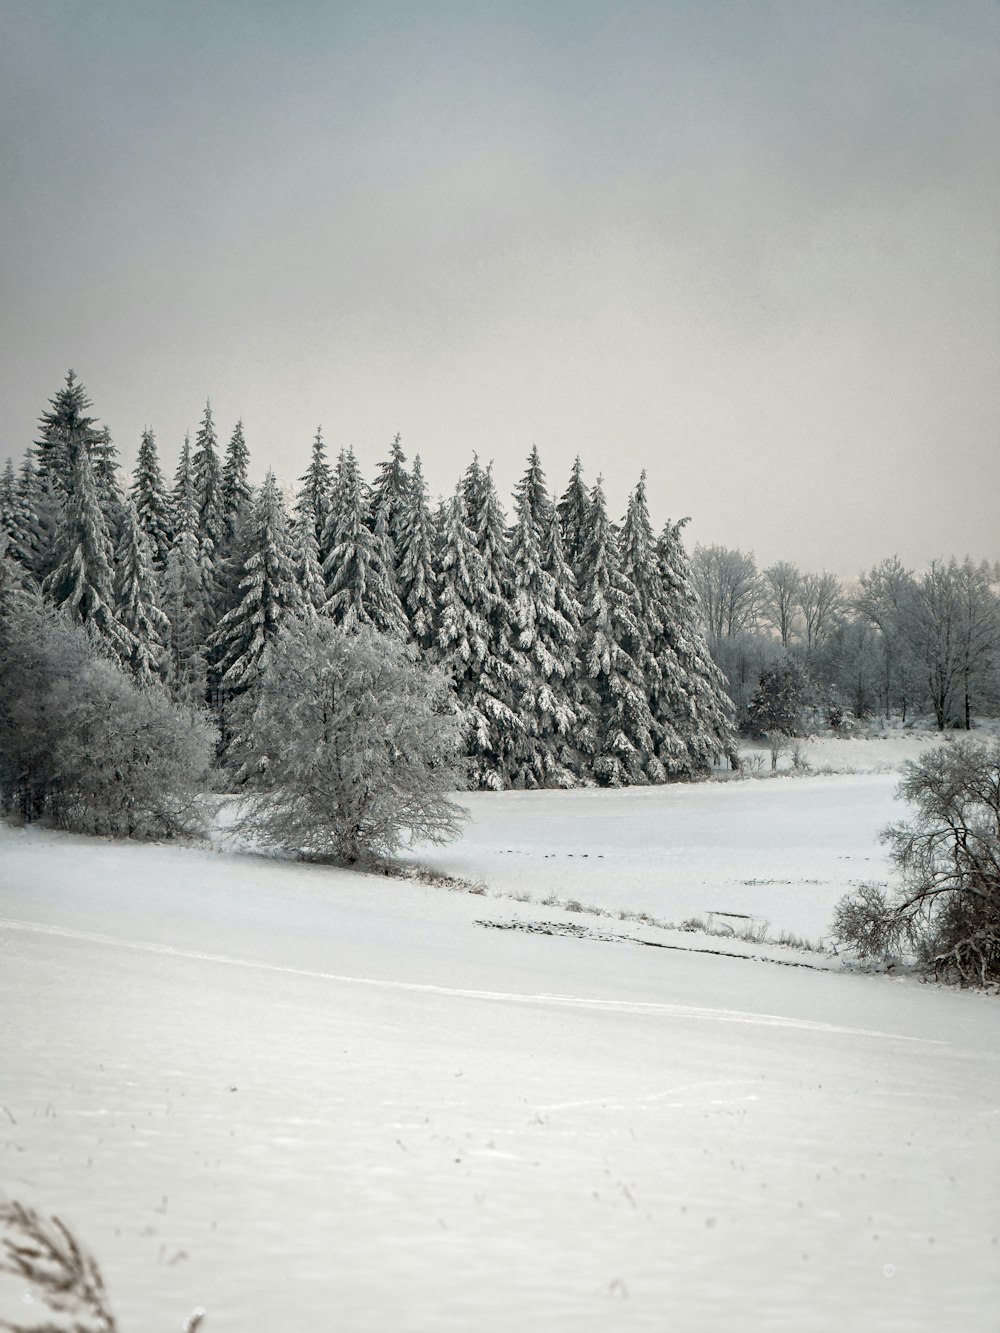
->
[0, 593, 213, 837]
[833, 739, 1000, 986]
[233, 619, 468, 864]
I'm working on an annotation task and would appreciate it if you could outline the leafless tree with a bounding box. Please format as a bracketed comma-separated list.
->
[853, 556, 919, 720]
[690, 545, 760, 643]
[833, 739, 1000, 985]
[760, 561, 801, 647]
[905, 560, 967, 731]
[797, 570, 842, 651]
[953, 557, 1000, 730]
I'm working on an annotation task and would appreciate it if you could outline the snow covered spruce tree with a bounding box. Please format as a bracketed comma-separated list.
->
[234, 619, 468, 864]
[290, 510, 327, 615]
[322, 448, 407, 634]
[130, 427, 173, 571]
[615, 473, 676, 781]
[42, 436, 135, 667]
[32, 371, 117, 581]
[507, 448, 579, 786]
[221, 418, 254, 543]
[557, 455, 592, 586]
[369, 432, 410, 556]
[10, 453, 45, 576]
[208, 470, 302, 695]
[653, 518, 737, 772]
[191, 401, 225, 612]
[114, 498, 170, 685]
[296, 427, 334, 560]
[395, 453, 438, 652]
[162, 438, 211, 705]
[435, 485, 515, 789]
[435, 461, 528, 788]
[575, 478, 658, 785]
[0, 459, 31, 572]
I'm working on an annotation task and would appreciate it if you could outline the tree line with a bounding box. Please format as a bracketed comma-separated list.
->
[690, 544, 1000, 733]
[0, 372, 737, 793]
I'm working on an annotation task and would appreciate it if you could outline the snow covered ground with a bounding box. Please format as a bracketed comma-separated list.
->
[403, 774, 895, 944]
[1, 750, 998, 1331]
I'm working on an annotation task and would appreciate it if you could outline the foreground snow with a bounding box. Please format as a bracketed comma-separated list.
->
[1, 791, 998, 1332]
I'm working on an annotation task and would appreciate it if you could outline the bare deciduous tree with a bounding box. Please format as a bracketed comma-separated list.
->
[833, 740, 1000, 985]
[760, 561, 801, 648]
[797, 571, 842, 652]
[853, 556, 918, 721]
[690, 544, 760, 643]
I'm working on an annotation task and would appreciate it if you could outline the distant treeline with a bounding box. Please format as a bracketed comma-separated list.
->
[689, 544, 1000, 731]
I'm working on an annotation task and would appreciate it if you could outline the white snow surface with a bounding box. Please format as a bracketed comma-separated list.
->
[1, 762, 999, 1331]
[403, 774, 895, 943]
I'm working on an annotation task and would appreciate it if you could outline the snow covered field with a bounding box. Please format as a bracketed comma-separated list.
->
[2, 751, 999, 1330]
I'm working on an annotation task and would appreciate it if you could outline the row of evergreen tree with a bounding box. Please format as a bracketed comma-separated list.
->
[0, 373, 736, 788]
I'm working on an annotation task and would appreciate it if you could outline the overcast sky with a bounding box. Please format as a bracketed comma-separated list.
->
[1, 0, 997, 573]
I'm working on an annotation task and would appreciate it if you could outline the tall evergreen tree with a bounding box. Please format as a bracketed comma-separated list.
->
[295, 428, 333, 560]
[576, 478, 656, 785]
[33, 372, 120, 577]
[654, 519, 738, 773]
[435, 485, 521, 790]
[369, 433, 410, 555]
[290, 511, 326, 615]
[322, 449, 406, 635]
[161, 528, 209, 708]
[114, 498, 170, 686]
[208, 472, 302, 690]
[163, 435, 211, 704]
[192, 402, 225, 587]
[34, 371, 99, 495]
[508, 450, 578, 786]
[13, 453, 44, 576]
[616, 473, 679, 778]
[396, 454, 438, 652]
[557, 456, 592, 585]
[445, 462, 527, 786]
[172, 433, 197, 535]
[43, 441, 134, 666]
[221, 419, 254, 541]
[541, 503, 585, 774]
[90, 424, 125, 537]
[0, 460, 19, 555]
[130, 428, 173, 571]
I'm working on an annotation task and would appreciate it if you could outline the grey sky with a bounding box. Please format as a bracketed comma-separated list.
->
[2, 0, 997, 573]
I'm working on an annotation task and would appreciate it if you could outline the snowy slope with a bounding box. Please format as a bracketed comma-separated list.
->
[1, 808, 998, 1333]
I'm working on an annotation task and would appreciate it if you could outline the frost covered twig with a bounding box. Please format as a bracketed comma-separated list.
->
[0, 1201, 207, 1332]
[0, 1200, 116, 1331]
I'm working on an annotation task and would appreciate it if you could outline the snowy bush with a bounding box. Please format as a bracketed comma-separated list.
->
[833, 739, 1000, 985]
[0, 594, 213, 837]
[233, 619, 468, 864]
